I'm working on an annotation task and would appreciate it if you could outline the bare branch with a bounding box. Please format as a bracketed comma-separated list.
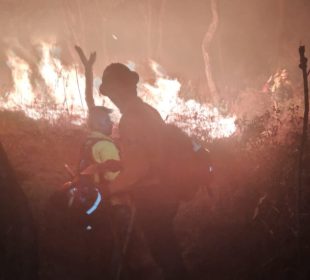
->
[297, 45, 309, 261]
[75, 46, 96, 110]
[202, 0, 219, 103]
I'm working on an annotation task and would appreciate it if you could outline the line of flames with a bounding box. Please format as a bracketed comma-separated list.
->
[1, 42, 236, 140]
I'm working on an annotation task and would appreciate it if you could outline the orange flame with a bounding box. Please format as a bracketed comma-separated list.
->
[2, 42, 236, 139]
[139, 60, 236, 139]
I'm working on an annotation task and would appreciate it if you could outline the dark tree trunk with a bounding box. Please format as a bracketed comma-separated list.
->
[0, 142, 38, 280]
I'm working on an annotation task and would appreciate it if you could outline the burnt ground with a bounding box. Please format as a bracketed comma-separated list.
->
[1, 107, 310, 279]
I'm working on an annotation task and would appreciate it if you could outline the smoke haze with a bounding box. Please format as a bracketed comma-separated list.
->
[1, 0, 310, 96]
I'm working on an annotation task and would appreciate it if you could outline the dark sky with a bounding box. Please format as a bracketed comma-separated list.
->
[0, 0, 310, 95]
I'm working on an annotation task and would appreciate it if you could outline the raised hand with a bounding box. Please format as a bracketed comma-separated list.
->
[75, 45, 96, 69]
[89, 51, 96, 67]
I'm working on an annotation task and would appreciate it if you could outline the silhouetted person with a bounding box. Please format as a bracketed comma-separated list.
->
[99, 63, 188, 280]
[0, 142, 38, 280]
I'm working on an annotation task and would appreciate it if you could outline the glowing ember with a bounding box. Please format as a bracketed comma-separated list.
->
[1, 42, 236, 140]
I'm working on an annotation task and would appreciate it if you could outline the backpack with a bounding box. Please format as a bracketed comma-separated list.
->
[122, 100, 212, 202]
[159, 124, 213, 201]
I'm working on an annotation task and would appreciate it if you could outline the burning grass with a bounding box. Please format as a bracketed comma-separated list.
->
[2, 42, 236, 139]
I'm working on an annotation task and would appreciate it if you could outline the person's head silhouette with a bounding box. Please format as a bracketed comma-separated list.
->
[100, 63, 139, 112]
[88, 106, 113, 135]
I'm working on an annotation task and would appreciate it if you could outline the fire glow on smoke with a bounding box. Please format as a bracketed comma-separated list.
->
[2, 42, 236, 140]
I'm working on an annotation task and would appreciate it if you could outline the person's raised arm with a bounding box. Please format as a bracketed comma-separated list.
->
[75, 45, 96, 110]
